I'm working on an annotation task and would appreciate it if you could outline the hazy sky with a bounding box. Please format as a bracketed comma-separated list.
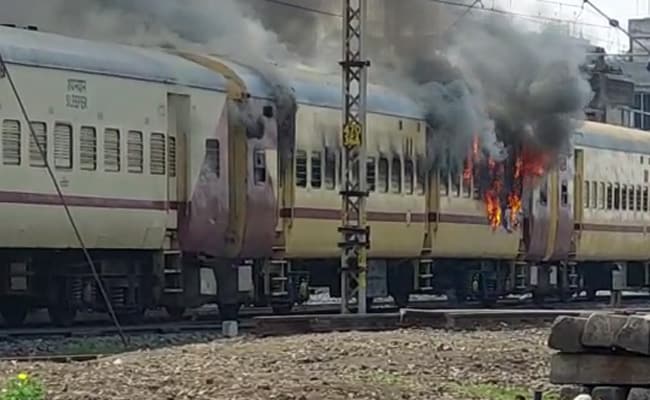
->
[472, 0, 645, 52]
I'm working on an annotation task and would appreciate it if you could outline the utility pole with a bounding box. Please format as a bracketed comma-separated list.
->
[339, 0, 369, 314]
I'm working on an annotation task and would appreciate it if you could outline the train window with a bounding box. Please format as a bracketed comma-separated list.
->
[54, 123, 72, 169]
[28, 122, 47, 167]
[439, 168, 449, 196]
[391, 157, 402, 194]
[416, 157, 425, 195]
[150, 133, 166, 175]
[80, 126, 97, 171]
[591, 181, 598, 209]
[205, 139, 220, 177]
[637, 185, 643, 211]
[583, 181, 590, 209]
[607, 183, 613, 210]
[451, 172, 460, 197]
[254, 150, 266, 185]
[104, 128, 121, 172]
[614, 184, 620, 210]
[378, 156, 389, 193]
[622, 185, 628, 211]
[127, 131, 143, 173]
[462, 172, 471, 198]
[366, 157, 376, 192]
[295, 150, 307, 188]
[630, 186, 636, 211]
[404, 159, 414, 195]
[325, 149, 336, 190]
[311, 151, 322, 189]
[2, 120, 20, 166]
[646, 170, 649, 183]
[540, 178, 548, 206]
[599, 182, 605, 209]
[168, 136, 176, 178]
[644, 187, 649, 212]
[561, 180, 568, 206]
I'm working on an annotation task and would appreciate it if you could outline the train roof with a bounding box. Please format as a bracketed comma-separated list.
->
[212, 58, 424, 119]
[0, 26, 229, 91]
[0, 26, 423, 119]
[576, 120, 650, 155]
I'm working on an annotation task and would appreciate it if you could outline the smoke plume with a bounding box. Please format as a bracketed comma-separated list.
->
[363, 0, 593, 172]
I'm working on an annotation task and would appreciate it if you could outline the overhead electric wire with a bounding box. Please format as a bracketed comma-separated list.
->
[0, 51, 128, 346]
[262, 0, 342, 17]
[582, 0, 650, 55]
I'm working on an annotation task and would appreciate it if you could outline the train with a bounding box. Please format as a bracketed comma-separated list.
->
[0, 25, 646, 326]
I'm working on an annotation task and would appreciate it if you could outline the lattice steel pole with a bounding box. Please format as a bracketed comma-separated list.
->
[339, 0, 370, 314]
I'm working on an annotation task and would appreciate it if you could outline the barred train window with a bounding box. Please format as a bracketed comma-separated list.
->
[378, 156, 388, 193]
[254, 150, 266, 185]
[391, 157, 401, 194]
[325, 149, 336, 190]
[104, 128, 120, 172]
[607, 183, 613, 210]
[295, 150, 307, 188]
[592, 181, 598, 209]
[127, 131, 143, 173]
[561, 180, 568, 206]
[583, 181, 590, 209]
[404, 159, 414, 195]
[168, 136, 176, 178]
[54, 123, 72, 169]
[439, 168, 449, 196]
[622, 184, 628, 211]
[614, 184, 620, 210]
[150, 133, 166, 175]
[416, 158, 425, 195]
[644, 186, 649, 212]
[451, 172, 460, 197]
[29, 122, 46, 167]
[2, 119, 20, 166]
[311, 151, 322, 188]
[637, 185, 643, 211]
[599, 182, 605, 209]
[205, 139, 220, 177]
[630, 186, 635, 211]
[366, 157, 376, 192]
[80, 126, 97, 171]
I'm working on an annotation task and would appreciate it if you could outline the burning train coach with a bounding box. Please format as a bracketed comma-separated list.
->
[0, 25, 647, 326]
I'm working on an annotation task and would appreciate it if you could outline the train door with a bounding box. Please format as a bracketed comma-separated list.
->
[525, 152, 574, 262]
[574, 149, 584, 235]
[166, 93, 190, 231]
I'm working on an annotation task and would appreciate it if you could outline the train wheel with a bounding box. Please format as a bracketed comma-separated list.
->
[165, 306, 186, 320]
[48, 305, 77, 327]
[0, 301, 28, 327]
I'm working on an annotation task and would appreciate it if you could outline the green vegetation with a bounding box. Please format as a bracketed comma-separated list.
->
[0, 373, 45, 400]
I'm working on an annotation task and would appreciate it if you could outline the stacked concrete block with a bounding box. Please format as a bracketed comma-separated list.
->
[549, 312, 650, 400]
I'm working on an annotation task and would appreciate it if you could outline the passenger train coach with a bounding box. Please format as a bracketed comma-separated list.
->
[0, 25, 646, 326]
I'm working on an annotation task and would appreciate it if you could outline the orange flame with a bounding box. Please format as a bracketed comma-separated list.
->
[463, 135, 479, 182]
[484, 157, 503, 231]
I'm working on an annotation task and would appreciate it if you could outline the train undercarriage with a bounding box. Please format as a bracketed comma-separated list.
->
[1, 249, 649, 326]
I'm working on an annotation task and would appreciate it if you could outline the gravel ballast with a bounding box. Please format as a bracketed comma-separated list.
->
[0, 327, 556, 400]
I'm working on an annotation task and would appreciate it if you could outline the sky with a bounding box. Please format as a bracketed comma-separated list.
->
[488, 0, 646, 53]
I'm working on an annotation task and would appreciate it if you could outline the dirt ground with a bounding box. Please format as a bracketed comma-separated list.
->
[0, 327, 557, 400]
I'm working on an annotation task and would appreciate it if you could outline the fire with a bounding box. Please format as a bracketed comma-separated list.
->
[484, 157, 503, 231]
[507, 192, 522, 226]
[463, 135, 480, 182]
